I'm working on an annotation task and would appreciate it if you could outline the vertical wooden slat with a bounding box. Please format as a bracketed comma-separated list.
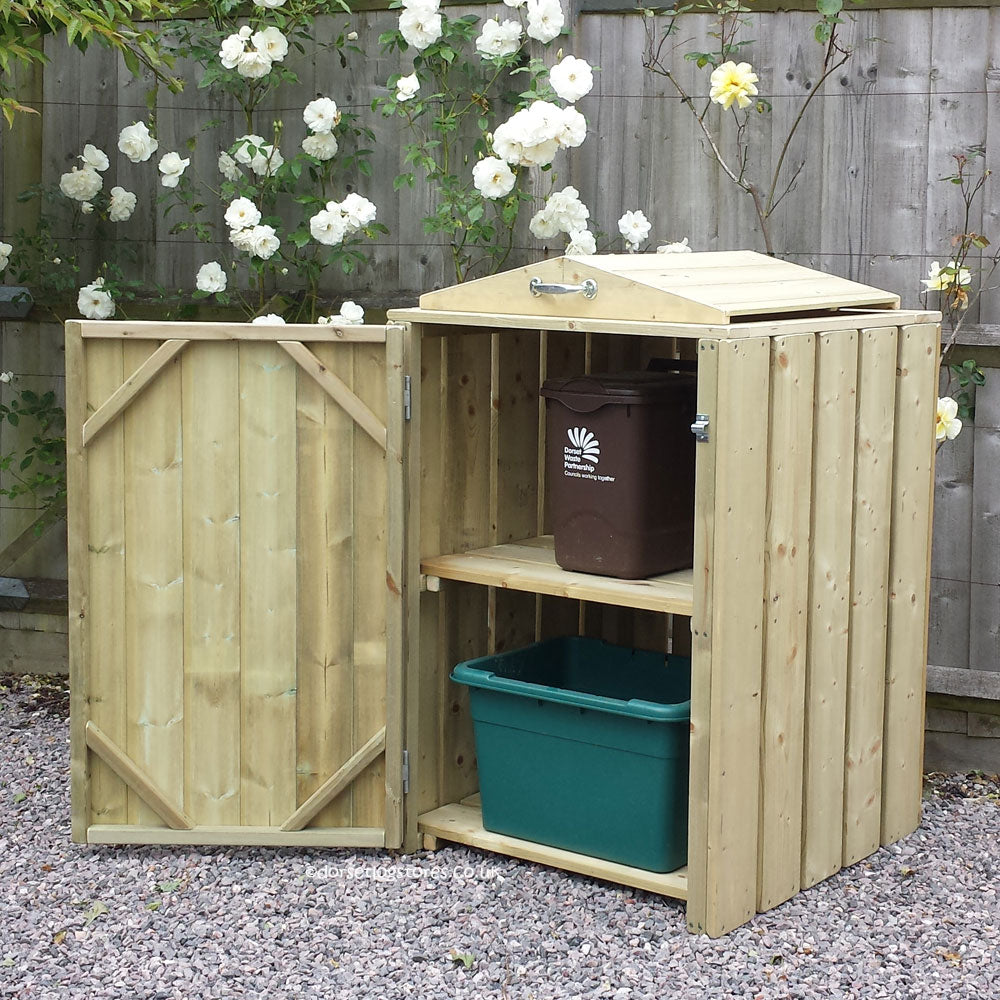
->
[439, 331, 492, 805]
[85, 339, 128, 827]
[66, 323, 91, 843]
[182, 343, 241, 826]
[384, 326, 408, 847]
[686, 338, 719, 934]
[843, 327, 898, 867]
[295, 341, 356, 830]
[489, 330, 541, 654]
[352, 340, 390, 828]
[239, 342, 297, 826]
[881, 324, 938, 844]
[801, 330, 859, 889]
[757, 334, 816, 912]
[691, 336, 770, 937]
[123, 341, 184, 826]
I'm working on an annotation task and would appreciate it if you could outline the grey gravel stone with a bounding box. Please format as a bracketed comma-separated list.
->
[2, 680, 999, 999]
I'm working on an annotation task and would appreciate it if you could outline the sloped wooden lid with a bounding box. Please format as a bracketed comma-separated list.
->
[418, 252, 900, 324]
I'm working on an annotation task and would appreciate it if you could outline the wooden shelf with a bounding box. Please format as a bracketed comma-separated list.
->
[418, 801, 688, 901]
[420, 536, 694, 616]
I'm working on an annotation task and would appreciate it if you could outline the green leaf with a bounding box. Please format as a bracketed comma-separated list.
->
[13, 791, 26, 803]
[448, 949, 475, 969]
[156, 878, 181, 893]
[83, 901, 109, 926]
[816, 0, 843, 14]
[146, 901, 161, 911]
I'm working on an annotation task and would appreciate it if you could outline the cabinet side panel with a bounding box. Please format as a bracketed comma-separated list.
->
[881, 324, 938, 844]
[843, 327, 898, 866]
[686, 339, 720, 934]
[698, 336, 770, 937]
[801, 331, 858, 889]
[758, 334, 816, 912]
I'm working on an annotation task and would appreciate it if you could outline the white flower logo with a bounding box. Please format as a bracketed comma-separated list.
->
[568, 427, 600, 464]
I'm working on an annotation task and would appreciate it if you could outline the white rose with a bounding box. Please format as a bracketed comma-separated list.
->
[399, 8, 443, 50]
[252, 314, 286, 324]
[219, 151, 242, 181]
[657, 238, 692, 254]
[80, 201, 94, 214]
[476, 19, 522, 59]
[158, 151, 191, 188]
[618, 209, 651, 249]
[302, 133, 340, 160]
[553, 105, 587, 148]
[338, 301, 365, 324]
[108, 186, 137, 223]
[230, 227, 256, 252]
[253, 27, 288, 63]
[238, 25, 252, 39]
[472, 157, 516, 199]
[59, 166, 102, 202]
[395, 73, 419, 102]
[545, 186, 589, 232]
[529, 209, 560, 240]
[549, 55, 593, 104]
[118, 121, 158, 163]
[224, 196, 262, 231]
[196, 261, 228, 293]
[80, 143, 110, 172]
[526, 0, 564, 43]
[247, 224, 280, 259]
[340, 193, 377, 230]
[566, 228, 596, 255]
[77, 278, 115, 320]
[253, 0, 286, 7]
[347, 30, 358, 41]
[237, 48, 273, 79]
[219, 31, 246, 69]
[304, 97, 341, 134]
[0, 240, 11, 272]
[0, 371, 12, 382]
[309, 207, 349, 246]
[503, 0, 526, 6]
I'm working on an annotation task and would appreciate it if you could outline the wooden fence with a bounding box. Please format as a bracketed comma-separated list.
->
[0, 4, 998, 314]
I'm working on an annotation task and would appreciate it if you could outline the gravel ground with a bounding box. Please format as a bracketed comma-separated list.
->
[2, 676, 998, 1000]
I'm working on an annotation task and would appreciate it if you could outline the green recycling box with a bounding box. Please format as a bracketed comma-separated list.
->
[451, 636, 691, 872]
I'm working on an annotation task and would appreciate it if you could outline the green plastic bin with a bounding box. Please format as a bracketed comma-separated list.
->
[451, 636, 690, 872]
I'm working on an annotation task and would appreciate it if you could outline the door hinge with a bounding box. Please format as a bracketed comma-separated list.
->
[691, 413, 710, 442]
[402, 749, 410, 794]
[403, 375, 412, 421]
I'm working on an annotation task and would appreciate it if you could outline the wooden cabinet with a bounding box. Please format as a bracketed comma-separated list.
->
[68, 253, 940, 937]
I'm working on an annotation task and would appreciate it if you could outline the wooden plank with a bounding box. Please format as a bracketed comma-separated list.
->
[294, 340, 356, 830]
[421, 539, 694, 615]
[700, 336, 770, 937]
[757, 334, 816, 913]
[489, 329, 541, 654]
[79, 322, 388, 342]
[82, 340, 190, 447]
[383, 325, 408, 847]
[123, 340, 184, 827]
[181, 343, 241, 826]
[685, 337, 720, 933]
[239, 342, 298, 826]
[282, 727, 387, 832]
[65, 323, 91, 843]
[418, 802, 689, 901]
[87, 825, 386, 848]
[83, 338, 128, 828]
[351, 339, 390, 828]
[882, 325, 938, 845]
[843, 327, 898, 867]
[801, 331, 859, 889]
[279, 340, 387, 451]
[85, 722, 194, 830]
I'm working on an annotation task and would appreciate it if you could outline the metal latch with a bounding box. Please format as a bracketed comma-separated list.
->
[402, 749, 410, 794]
[403, 375, 411, 421]
[691, 413, 710, 442]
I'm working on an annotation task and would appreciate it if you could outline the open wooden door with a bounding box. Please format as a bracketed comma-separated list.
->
[66, 320, 407, 848]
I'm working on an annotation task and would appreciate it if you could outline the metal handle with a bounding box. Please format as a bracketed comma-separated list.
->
[529, 277, 598, 300]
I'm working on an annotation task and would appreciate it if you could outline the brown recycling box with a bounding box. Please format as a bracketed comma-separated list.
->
[541, 371, 698, 579]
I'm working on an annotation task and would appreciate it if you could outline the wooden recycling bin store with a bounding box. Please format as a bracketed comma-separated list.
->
[68, 252, 941, 936]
